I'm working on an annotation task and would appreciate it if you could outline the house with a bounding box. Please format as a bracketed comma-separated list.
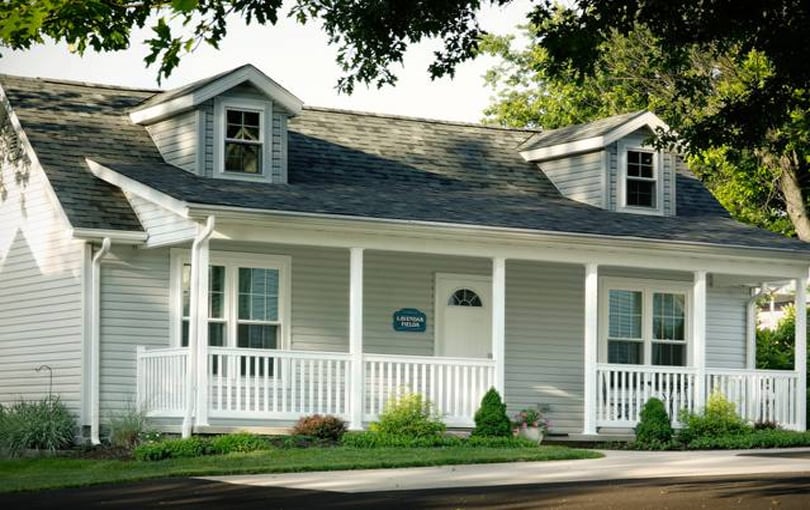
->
[1, 65, 808, 443]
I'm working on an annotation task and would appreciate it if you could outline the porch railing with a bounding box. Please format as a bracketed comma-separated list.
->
[596, 363, 800, 430]
[363, 353, 496, 427]
[136, 347, 494, 426]
[136, 346, 189, 417]
[207, 347, 352, 420]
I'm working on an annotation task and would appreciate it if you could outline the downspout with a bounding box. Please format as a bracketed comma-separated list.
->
[746, 283, 769, 369]
[182, 216, 215, 438]
[90, 238, 111, 445]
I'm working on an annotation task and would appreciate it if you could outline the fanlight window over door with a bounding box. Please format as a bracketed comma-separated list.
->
[449, 288, 482, 307]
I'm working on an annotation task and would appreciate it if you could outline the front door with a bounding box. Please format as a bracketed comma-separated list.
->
[435, 274, 492, 358]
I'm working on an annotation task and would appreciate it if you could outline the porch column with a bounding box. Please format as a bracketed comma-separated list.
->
[349, 247, 365, 430]
[491, 257, 506, 395]
[795, 276, 807, 430]
[693, 271, 707, 411]
[582, 263, 598, 435]
[182, 243, 200, 438]
[195, 237, 211, 427]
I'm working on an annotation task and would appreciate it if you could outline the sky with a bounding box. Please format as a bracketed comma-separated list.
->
[0, 1, 532, 123]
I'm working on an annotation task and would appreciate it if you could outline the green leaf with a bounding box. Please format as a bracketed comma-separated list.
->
[171, 0, 199, 13]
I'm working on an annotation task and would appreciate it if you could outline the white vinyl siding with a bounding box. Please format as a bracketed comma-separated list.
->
[99, 246, 171, 418]
[145, 110, 198, 172]
[0, 150, 85, 419]
[537, 150, 605, 207]
[125, 193, 196, 247]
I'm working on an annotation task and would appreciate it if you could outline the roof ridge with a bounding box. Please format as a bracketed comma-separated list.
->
[302, 105, 542, 133]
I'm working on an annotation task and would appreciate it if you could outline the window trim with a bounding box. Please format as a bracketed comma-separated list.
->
[170, 249, 291, 351]
[617, 141, 663, 215]
[213, 97, 273, 180]
[599, 277, 692, 367]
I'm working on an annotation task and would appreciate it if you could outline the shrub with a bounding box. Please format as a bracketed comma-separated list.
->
[634, 398, 674, 449]
[108, 406, 154, 450]
[341, 431, 462, 448]
[465, 435, 538, 448]
[686, 429, 810, 450]
[370, 391, 445, 438]
[472, 388, 511, 437]
[133, 437, 212, 461]
[0, 397, 76, 456]
[293, 414, 347, 441]
[209, 433, 271, 454]
[677, 392, 752, 445]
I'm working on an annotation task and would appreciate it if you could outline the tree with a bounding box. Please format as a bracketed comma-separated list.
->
[0, 0, 492, 92]
[481, 21, 805, 238]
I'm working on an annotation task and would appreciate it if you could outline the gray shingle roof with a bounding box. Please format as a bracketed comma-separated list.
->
[518, 111, 647, 151]
[2, 74, 808, 253]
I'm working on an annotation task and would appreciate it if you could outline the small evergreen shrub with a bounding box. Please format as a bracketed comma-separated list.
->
[108, 406, 154, 450]
[472, 388, 511, 437]
[0, 397, 76, 456]
[370, 391, 445, 438]
[341, 431, 462, 448]
[678, 391, 752, 445]
[293, 414, 347, 441]
[209, 433, 271, 454]
[634, 398, 674, 449]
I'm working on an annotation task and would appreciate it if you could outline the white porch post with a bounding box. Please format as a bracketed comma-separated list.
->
[795, 276, 807, 430]
[693, 271, 707, 411]
[182, 243, 200, 438]
[195, 237, 211, 427]
[349, 247, 365, 430]
[491, 257, 506, 395]
[583, 263, 598, 435]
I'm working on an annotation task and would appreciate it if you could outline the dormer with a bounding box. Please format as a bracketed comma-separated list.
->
[130, 65, 303, 183]
[519, 111, 677, 216]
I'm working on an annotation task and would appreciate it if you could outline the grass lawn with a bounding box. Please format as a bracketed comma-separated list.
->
[0, 445, 601, 493]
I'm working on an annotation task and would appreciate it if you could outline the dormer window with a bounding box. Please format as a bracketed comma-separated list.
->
[225, 109, 262, 174]
[618, 142, 662, 214]
[626, 150, 655, 207]
[214, 97, 272, 180]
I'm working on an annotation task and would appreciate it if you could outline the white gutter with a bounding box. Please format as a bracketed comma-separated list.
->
[182, 216, 215, 438]
[90, 237, 111, 445]
[746, 283, 771, 369]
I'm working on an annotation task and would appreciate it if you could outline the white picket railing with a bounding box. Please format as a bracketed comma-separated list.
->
[136, 346, 189, 417]
[596, 364, 697, 427]
[207, 347, 352, 420]
[706, 369, 800, 429]
[597, 363, 801, 430]
[363, 354, 496, 427]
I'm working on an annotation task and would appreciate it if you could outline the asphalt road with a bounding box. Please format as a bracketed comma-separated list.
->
[3, 473, 810, 509]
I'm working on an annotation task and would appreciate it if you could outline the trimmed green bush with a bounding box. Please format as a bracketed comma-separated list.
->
[465, 435, 538, 448]
[209, 433, 271, 454]
[678, 391, 752, 445]
[0, 397, 76, 456]
[293, 414, 347, 441]
[634, 398, 674, 449]
[686, 429, 810, 449]
[133, 437, 212, 461]
[370, 391, 445, 438]
[340, 432, 538, 448]
[472, 388, 511, 437]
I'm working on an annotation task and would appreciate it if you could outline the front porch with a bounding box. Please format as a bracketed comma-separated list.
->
[137, 347, 803, 431]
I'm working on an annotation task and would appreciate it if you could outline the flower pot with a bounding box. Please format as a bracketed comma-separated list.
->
[518, 426, 544, 444]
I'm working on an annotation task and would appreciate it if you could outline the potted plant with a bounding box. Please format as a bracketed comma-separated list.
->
[512, 407, 550, 443]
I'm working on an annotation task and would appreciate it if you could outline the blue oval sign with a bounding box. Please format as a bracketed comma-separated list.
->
[393, 308, 427, 332]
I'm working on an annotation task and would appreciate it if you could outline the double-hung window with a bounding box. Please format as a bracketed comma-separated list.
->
[602, 279, 689, 367]
[173, 251, 291, 375]
[214, 98, 270, 178]
[619, 142, 661, 213]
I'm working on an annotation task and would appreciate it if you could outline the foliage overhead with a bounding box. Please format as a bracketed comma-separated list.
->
[0, 0, 503, 92]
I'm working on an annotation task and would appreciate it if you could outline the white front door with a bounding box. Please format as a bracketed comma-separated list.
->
[435, 274, 492, 358]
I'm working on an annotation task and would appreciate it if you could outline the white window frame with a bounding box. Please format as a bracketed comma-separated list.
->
[617, 141, 663, 215]
[170, 249, 292, 351]
[213, 97, 273, 180]
[599, 277, 692, 366]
